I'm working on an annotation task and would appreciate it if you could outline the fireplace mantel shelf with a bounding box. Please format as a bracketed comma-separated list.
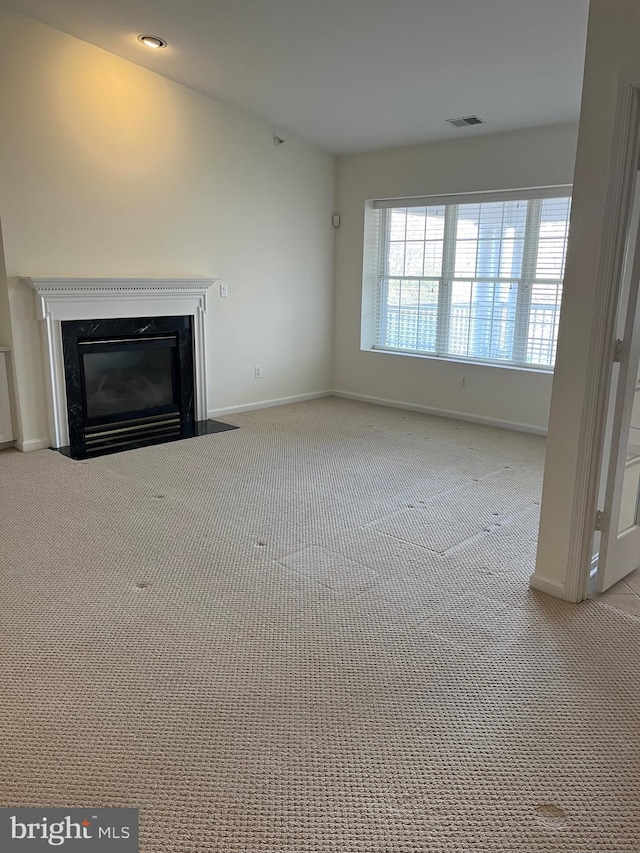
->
[27, 277, 217, 288]
[26, 276, 218, 300]
[23, 277, 218, 448]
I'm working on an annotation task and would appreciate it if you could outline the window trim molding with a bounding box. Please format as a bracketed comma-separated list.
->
[372, 185, 573, 210]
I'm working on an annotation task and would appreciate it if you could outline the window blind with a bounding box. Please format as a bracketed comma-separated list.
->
[373, 190, 571, 370]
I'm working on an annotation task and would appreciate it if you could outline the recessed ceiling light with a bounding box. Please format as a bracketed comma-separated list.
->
[137, 35, 167, 49]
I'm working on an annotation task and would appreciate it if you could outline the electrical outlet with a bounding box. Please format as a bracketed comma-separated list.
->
[219, 283, 228, 298]
[461, 377, 467, 389]
[254, 365, 263, 379]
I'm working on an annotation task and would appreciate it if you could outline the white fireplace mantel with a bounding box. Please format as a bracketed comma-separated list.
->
[25, 277, 218, 448]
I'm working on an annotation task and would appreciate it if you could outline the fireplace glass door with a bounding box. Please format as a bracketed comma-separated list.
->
[81, 338, 178, 423]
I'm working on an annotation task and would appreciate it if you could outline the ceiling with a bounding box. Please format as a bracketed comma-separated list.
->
[1, 0, 590, 154]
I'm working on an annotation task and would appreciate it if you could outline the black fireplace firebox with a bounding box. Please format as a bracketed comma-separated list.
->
[61, 316, 195, 458]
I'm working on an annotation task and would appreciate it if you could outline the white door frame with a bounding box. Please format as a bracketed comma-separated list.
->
[565, 76, 640, 602]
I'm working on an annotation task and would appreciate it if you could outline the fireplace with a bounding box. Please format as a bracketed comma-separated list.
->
[62, 315, 195, 458]
[26, 277, 229, 456]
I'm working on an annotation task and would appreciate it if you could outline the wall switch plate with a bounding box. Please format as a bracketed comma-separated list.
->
[219, 283, 228, 298]
[332, 214, 341, 228]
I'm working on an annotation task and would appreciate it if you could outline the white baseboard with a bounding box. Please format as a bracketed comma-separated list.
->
[209, 390, 333, 419]
[528, 572, 566, 599]
[16, 390, 543, 448]
[15, 437, 51, 452]
[210, 389, 548, 434]
[332, 390, 547, 436]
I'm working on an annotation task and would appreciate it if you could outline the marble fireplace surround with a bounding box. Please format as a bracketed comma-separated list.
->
[25, 277, 218, 449]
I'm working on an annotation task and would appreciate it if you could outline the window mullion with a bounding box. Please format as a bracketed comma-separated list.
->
[513, 199, 542, 364]
[437, 205, 458, 355]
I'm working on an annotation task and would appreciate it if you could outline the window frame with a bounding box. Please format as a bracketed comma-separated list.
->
[365, 186, 572, 373]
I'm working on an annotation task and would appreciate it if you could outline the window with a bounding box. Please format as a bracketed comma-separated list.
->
[368, 189, 571, 370]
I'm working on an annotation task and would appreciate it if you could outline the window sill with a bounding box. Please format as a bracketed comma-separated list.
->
[364, 346, 554, 375]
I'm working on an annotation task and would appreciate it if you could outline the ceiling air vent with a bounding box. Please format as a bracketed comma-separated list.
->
[446, 116, 484, 128]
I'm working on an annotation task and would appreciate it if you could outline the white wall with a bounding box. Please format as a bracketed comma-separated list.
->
[0, 222, 17, 441]
[0, 224, 12, 352]
[533, 0, 640, 599]
[0, 9, 335, 446]
[334, 123, 579, 432]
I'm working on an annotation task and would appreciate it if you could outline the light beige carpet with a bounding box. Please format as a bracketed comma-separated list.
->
[1, 397, 639, 852]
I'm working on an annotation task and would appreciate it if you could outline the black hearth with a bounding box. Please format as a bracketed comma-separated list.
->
[62, 316, 195, 458]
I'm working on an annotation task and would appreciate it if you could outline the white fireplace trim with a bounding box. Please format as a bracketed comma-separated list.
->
[24, 277, 218, 448]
